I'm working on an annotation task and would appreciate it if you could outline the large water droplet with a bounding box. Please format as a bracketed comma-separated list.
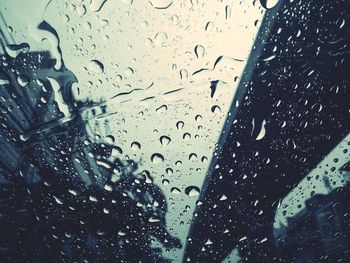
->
[154, 32, 168, 46]
[151, 153, 164, 164]
[105, 135, 115, 144]
[176, 121, 184, 130]
[211, 105, 221, 113]
[53, 196, 64, 205]
[131, 141, 141, 150]
[259, 0, 279, 9]
[149, 0, 173, 9]
[89, 0, 108, 12]
[256, 120, 266, 140]
[88, 60, 104, 73]
[185, 186, 200, 197]
[171, 187, 181, 195]
[194, 45, 205, 59]
[166, 168, 173, 175]
[17, 75, 29, 87]
[189, 153, 197, 161]
[156, 104, 168, 113]
[125, 67, 134, 76]
[160, 136, 171, 146]
[162, 179, 170, 185]
[76, 4, 87, 16]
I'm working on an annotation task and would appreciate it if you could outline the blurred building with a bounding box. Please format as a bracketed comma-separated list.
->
[274, 170, 350, 262]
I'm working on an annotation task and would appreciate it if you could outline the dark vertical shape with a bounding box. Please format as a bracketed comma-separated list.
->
[184, 0, 350, 262]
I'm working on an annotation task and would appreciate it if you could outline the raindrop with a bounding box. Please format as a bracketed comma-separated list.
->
[160, 136, 171, 146]
[145, 38, 153, 47]
[205, 21, 214, 32]
[17, 75, 29, 87]
[263, 54, 276, 61]
[259, 0, 279, 9]
[176, 121, 184, 130]
[111, 146, 123, 156]
[171, 187, 181, 195]
[105, 135, 115, 144]
[116, 75, 122, 81]
[89, 0, 108, 12]
[162, 179, 170, 185]
[53, 196, 64, 205]
[125, 67, 134, 76]
[104, 184, 113, 191]
[185, 186, 200, 197]
[131, 141, 141, 150]
[166, 168, 173, 175]
[156, 104, 168, 113]
[211, 105, 221, 113]
[256, 120, 266, 140]
[180, 69, 188, 80]
[154, 32, 168, 46]
[151, 153, 164, 164]
[88, 60, 104, 73]
[194, 45, 205, 59]
[205, 239, 213, 245]
[195, 115, 202, 121]
[77, 5, 87, 16]
[189, 153, 197, 161]
[149, 0, 173, 9]
[183, 133, 191, 140]
[220, 194, 228, 201]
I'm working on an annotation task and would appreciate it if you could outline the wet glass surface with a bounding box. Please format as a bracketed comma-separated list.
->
[1, 0, 350, 262]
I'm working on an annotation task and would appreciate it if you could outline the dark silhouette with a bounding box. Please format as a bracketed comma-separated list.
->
[184, 0, 350, 262]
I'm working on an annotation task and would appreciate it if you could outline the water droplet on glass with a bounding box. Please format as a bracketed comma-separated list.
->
[220, 194, 228, 201]
[194, 45, 205, 59]
[156, 104, 168, 113]
[171, 187, 181, 195]
[105, 135, 115, 144]
[195, 115, 202, 121]
[162, 179, 170, 185]
[125, 67, 134, 76]
[131, 141, 141, 150]
[185, 186, 200, 197]
[145, 38, 153, 47]
[149, 0, 173, 9]
[88, 60, 104, 74]
[189, 153, 197, 161]
[256, 120, 266, 140]
[53, 196, 64, 205]
[154, 32, 168, 46]
[183, 133, 191, 140]
[259, 0, 279, 9]
[211, 105, 221, 113]
[176, 121, 184, 130]
[160, 135, 171, 146]
[77, 4, 87, 16]
[205, 21, 214, 32]
[166, 168, 173, 175]
[151, 153, 164, 164]
[17, 75, 29, 87]
[89, 0, 108, 12]
[180, 69, 188, 80]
